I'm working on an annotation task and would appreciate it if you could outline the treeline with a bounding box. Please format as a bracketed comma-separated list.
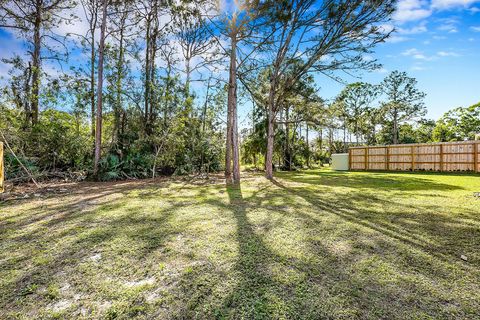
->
[241, 69, 480, 171]
[1, 1, 476, 184]
[1, 0, 228, 182]
[328, 73, 480, 147]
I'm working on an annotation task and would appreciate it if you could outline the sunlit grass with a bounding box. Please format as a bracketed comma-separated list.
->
[1, 169, 479, 319]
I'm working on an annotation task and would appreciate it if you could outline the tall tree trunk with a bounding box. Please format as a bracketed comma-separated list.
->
[319, 128, 323, 151]
[306, 123, 310, 168]
[143, 0, 159, 135]
[185, 57, 191, 94]
[200, 79, 210, 172]
[93, 0, 108, 177]
[163, 64, 171, 129]
[149, 5, 158, 125]
[291, 122, 296, 169]
[393, 111, 398, 144]
[90, 38, 96, 138]
[284, 106, 291, 170]
[265, 85, 276, 180]
[328, 127, 333, 154]
[251, 100, 256, 128]
[114, 14, 125, 143]
[144, 13, 151, 133]
[226, 27, 240, 184]
[90, 13, 97, 140]
[231, 81, 240, 184]
[22, 62, 32, 128]
[225, 76, 233, 181]
[31, 3, 42, 126]
[202, 80, 210, 133]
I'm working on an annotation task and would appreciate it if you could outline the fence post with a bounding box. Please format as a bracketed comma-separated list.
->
[386, 146, 390, 171]
[365, 147, 369, 170]
[411, 145, 415, 171]
[348, 148, 352, 170]
[475, 142, 479, 173]
[440, 143, 444, 172]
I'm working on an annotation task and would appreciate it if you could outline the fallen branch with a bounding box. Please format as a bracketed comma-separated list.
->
[0, 130, 40, 188]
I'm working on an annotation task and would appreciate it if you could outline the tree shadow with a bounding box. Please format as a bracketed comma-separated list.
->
[0, 181, 194, 317]
[2, 175, 479, 319]
[271, 177, 480, 274]
[219, 184, 280, 318]
[280, 170, 467, 192]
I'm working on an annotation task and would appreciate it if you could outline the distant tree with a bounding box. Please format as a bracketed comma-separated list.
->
[358, 106, 384, 145]
[414, 119, 436, 143]
[337, 82, 379, 143]
[134, 0, 170, 135]
[172, 2, 219, 90]
[209, 0, 269, 184]
[75, 0, 102, 138]
[0, 0, 76, 126]
[1, 56, 34, 128]
[93, 0, 108, 177]
[380, 71, 426, 144]
[261, 0, 395, 179]
[432, 103, 480, 141]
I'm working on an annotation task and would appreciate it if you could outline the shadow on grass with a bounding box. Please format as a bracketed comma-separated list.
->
[279, 169, 467, 191]
[271, 176, 480, 270]
[1, 173, 479, 319]
[216, 184, 343, 318]
[221, 184, 277, 318]
[0, 181, 186, 314]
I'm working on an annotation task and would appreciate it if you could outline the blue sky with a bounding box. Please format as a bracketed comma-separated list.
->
[0, 0, 479, 127]
[313, 0, 480, 121]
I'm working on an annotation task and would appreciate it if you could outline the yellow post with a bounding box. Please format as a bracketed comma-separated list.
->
[0, 142, 4, 193]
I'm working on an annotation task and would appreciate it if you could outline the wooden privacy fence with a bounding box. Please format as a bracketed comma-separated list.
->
[349, 141, 480, 172]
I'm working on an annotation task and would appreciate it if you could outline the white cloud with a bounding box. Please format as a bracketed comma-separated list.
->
[437, 18, 460, 33]
[471, 26, 480, 31]
[54, 3, 91, 39]
[402, 48, 435, 60]
[438, 24, 458, 33]
[437, 50, 460, 56]
[413, 54, 430, 60]
[393, 0, 480, 23]
[385, 35, 410, 43]
[363, 55, 375, 62]
[320, 55, 333, 62]
[42, 62, 64, 78]
[411, 65, 426, 71]
[402, 48, 421, 55]
[432, 35, 447, 39]
[402, 48, 459, 60]
[397, 23, 428, 34]
[375, 67, 389, 74]
[379, 24, 395, 33]
[393, 0, 432, 23]
[431, 0, 480, 9]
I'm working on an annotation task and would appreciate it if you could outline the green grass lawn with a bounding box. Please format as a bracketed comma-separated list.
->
[1, 169, 480, 319]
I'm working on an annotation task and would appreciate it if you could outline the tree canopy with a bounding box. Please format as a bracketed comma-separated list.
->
[0, 0, 477, 183]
